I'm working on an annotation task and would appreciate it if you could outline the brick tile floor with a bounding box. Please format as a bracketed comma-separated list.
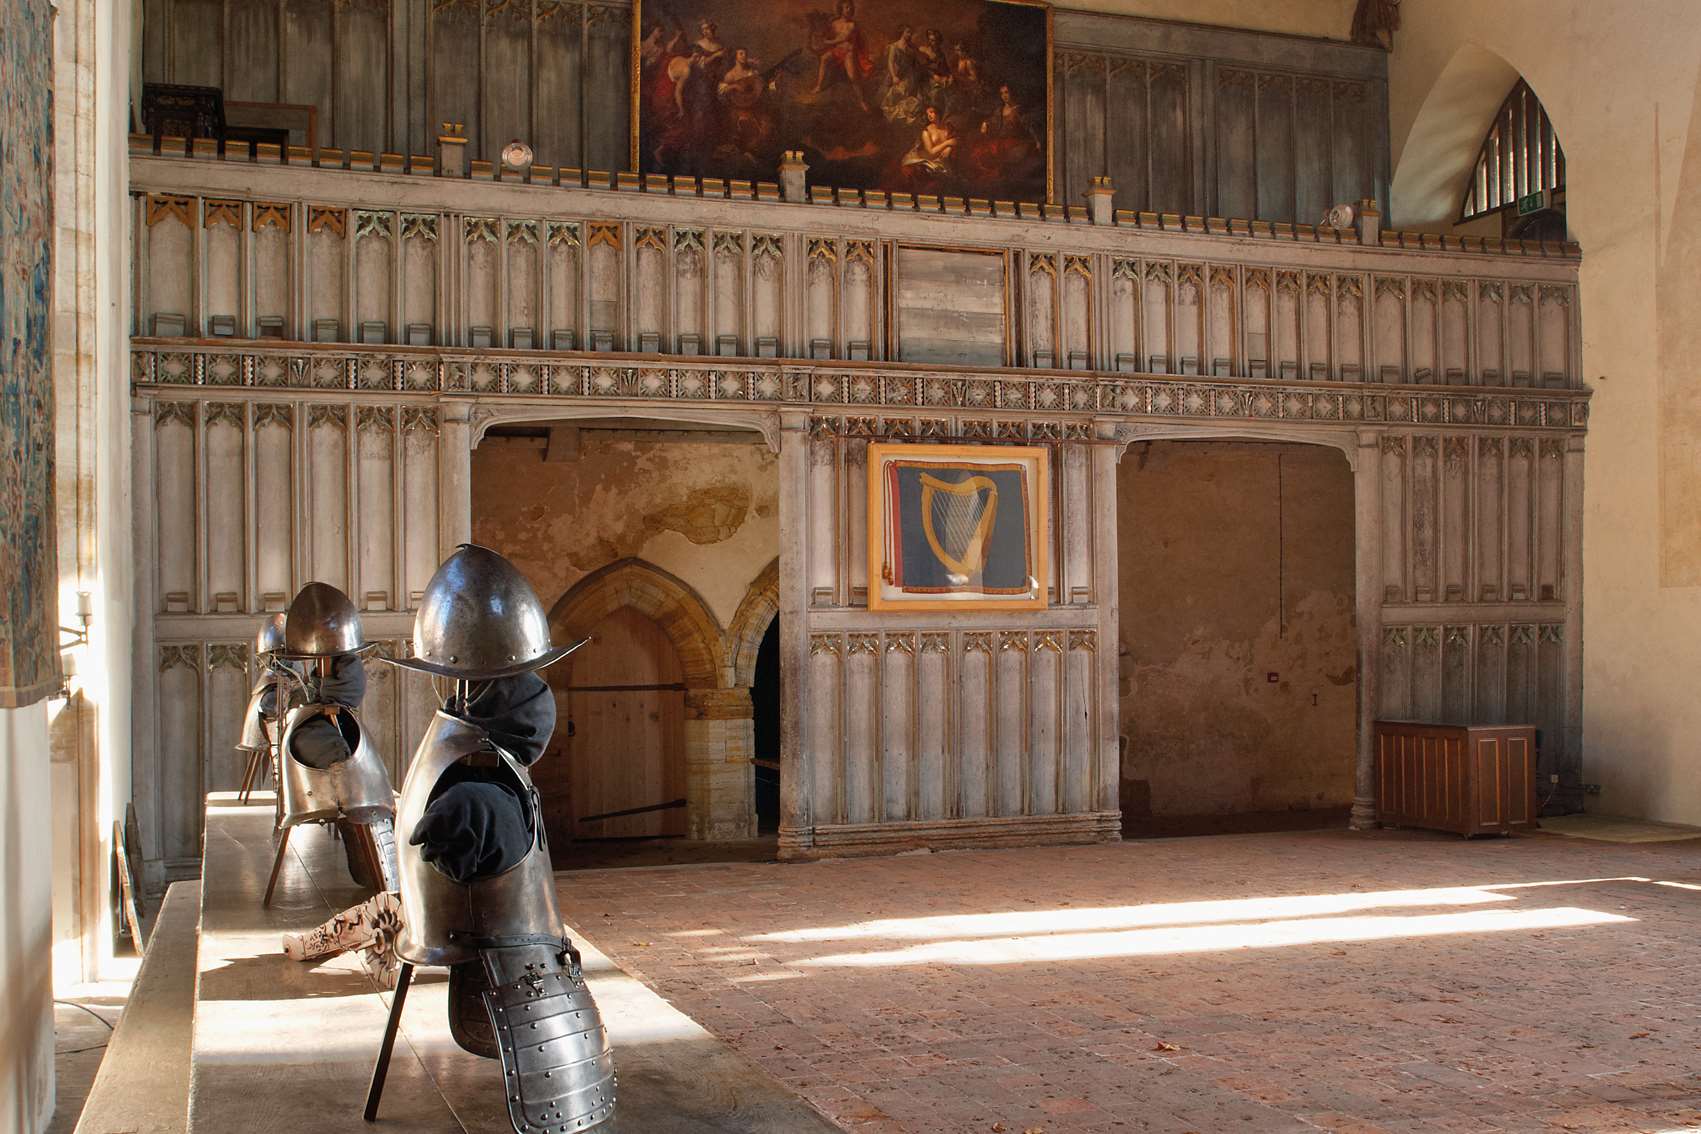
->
[557, 828, 1701, 1134]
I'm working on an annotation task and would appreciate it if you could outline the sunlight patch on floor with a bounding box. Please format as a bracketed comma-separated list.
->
[790, 906, 1634, 967]
[750, 885, 1521, 944]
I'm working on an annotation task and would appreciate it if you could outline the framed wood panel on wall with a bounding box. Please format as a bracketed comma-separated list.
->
[888, 244, 1012, 367]
[867, 443, 1049, 611]
[632, 0, 1053, 202]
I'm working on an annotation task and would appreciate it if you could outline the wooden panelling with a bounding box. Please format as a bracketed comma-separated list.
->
[142, 3, 1386, 225]
[1375, 722, 1537, 836]
[129, 185, 1582, 390]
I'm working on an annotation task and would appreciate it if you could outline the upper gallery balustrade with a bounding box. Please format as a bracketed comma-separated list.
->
[130, 141, 1581, 391]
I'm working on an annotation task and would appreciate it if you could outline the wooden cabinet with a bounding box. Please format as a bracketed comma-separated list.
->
[1375, 721, 1539, 837]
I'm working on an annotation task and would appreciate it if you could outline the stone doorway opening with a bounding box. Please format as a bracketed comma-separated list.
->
[1116, 439, 1358, 838]
[752, 617, 781, 834]
[470, 417, 781, 868]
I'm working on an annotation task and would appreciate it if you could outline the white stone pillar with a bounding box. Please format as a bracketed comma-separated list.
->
[1091, 420, 1122, 819]
[1561, 434, 1586, 808]
[1350, 429, 1383, 829]
[776, 408, 812, 857]
[438, 399, 473, 555]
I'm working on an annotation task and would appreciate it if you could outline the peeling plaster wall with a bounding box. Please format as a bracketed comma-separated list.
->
[471, 431, 779, 628]
[1118, 441, 1356, 817]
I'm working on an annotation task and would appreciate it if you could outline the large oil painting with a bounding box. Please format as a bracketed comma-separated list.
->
[0, 0, 61, 707]
[634, 0, 1051, 202]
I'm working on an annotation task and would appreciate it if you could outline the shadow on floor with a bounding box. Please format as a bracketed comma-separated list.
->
[1124, 806, 1352, 840]
[554, 836, 780, 871]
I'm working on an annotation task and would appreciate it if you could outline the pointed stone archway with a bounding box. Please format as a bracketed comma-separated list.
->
[727, 558, 780, 689]
[550, 559, 752, 841]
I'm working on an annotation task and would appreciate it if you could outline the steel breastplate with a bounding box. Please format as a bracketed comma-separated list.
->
[277, 704, 396, 828]
[395, 711, 563, 967]
[236, 682, 272, 753]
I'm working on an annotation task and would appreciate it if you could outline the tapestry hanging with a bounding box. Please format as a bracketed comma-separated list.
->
[867, 444, 1049, 611]
[0, 0, 63, 707]
[634, 0, 1052, 202]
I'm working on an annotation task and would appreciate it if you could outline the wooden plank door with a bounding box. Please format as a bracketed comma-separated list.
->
[557, 606, 687, 841]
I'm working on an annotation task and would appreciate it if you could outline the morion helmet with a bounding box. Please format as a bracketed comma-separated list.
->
[254, 612, 287, 657]
[391, 544, 583, 679]
[281, 582, 368, 659]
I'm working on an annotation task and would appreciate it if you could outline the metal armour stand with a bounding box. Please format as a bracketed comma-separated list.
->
[363, 676, 468, 1122]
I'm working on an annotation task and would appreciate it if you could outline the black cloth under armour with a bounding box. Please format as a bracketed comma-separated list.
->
[410, 673, 557, 884]
[287, 656, 367, 769]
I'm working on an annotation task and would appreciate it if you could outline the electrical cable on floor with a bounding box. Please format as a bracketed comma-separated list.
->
[54, 999, 116, 1057]
[54, 1000, 116, 1031]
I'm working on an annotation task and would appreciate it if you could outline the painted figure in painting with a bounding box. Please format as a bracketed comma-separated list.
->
[637, 0, 1049, 201]
[902, 106, 960, 184]
[809, 0, 874, 111]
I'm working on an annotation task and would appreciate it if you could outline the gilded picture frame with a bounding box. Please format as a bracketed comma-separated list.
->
[631, 0, 1053, 204]
[867, 443, 1050, 611]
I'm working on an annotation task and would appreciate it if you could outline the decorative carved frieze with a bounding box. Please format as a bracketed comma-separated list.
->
[963, 632, 993, 653]
[154, 401, 195, 428]
[130, 346, 1590, 432]
[147, 194, 194, 227]
[159, 644, 201, 672]
[634, 226, 666, 252]
[251, 202, 291, 233]
[505, 219, 539, 245]
[206, 643, 249, 671]
[400, 213, 439, 242]
[546, 221, 580, 248]
[356, 406, 394, 434]
[998, 631, 1029, 653]
[463, 216, 499, 243]
[203, 199, 242, 228]
[884, 633, 917, 655]
[204, 402, 244, 429]
[307, 404, 348, 429]
[307, 205, 348, 237]
[809, 634, 841, 657]
[919, 632, 950, 654]
[1068, 630, 1097, 652]
[846, 633, 880, 655]
[354, 210, 392, 240]
[253, 403, 293, 431]
[586, 222, 621, 249]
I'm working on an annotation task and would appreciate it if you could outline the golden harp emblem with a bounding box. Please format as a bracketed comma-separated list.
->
[920, 473, 998, 585]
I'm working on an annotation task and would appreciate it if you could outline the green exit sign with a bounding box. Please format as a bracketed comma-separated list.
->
[1517, 190, 1547, 215]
